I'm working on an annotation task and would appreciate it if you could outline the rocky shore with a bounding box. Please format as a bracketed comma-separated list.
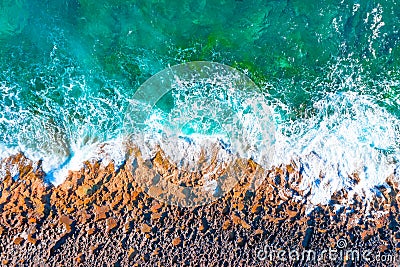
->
[0, 152, 399, 266]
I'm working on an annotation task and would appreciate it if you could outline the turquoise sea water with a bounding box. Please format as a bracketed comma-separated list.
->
[1, 0, 400, 204]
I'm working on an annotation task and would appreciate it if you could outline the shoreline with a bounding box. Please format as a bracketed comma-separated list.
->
[0, 152, 399, 266]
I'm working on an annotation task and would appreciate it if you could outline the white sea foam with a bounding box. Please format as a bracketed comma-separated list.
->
[134, 90, 400, 206]
[1, 56, 399, 208]
[0, 136, 126, 186]
[2, 85, 399, 209]
[50, 137, 126, 185]
[269, 92, 400, 205]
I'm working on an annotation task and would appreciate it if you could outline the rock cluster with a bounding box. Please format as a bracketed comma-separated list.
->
[0, 152, 399, 266]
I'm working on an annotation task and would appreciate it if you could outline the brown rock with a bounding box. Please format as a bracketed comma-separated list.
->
[94, 205, 110, 221]
[13, 237, 24, 245]
[286, 208, 298, 218]
[237, 237, 246, 246]
[27, 234, 37, 245]
[254, 229, 264, 235]
[152, 247, 160, 256]
[151, 212, 162, 221]
[172, 237, 181, 246]
[89, 245, 98, 254]
[60, 215, 74, 232]
[106, 217, 118, 232]
[110, 193, 123, 210]
[150, 202, 163, 213]
[131, 190, 140, 201]
[231, 214, 242, 225]
[124, 221, 132, 233]
[2, 146, 398, 266]
[361, 229, 374, 241]
[241, 220, 251, 230]
[128, 247, 138, 260]
[375, 216, 387, 229]
[141, 223, 151, 233]
[87, 228, 96, 236]
[65, 207, 76, 214]
[28, 217, 37, 224]
[199, 219, 209, 233]
[199, 224, 205, 232]
[79, 210, 92, 224]
[251, 204, 262, 214]
[76, 185, 92, 198]
[237, 202, 245, 211]
[222, 220, 231, 230]
[76, 253, 85, 264]
[231, 213, 250, 229]
[35, 203, 46, 218]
